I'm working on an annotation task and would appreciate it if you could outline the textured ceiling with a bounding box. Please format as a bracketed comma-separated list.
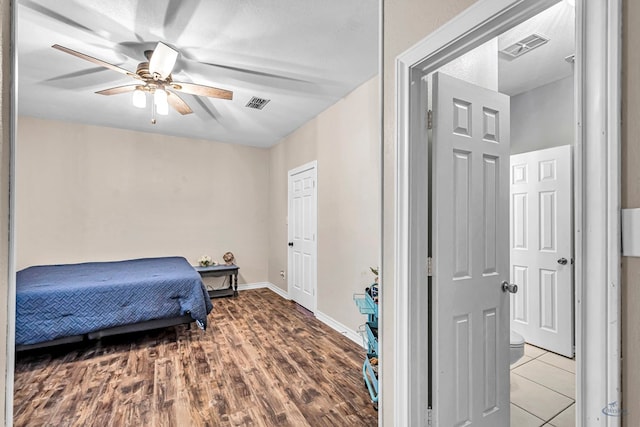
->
[17, 0, 379, 147]
[498, 1, 575, 96]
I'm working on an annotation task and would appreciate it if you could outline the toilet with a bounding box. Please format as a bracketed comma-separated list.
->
[510, 330, 525, 365]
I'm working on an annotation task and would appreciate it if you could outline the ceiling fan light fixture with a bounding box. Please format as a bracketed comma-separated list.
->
[132, 88, 146, 108]
[155, 89, 169, 115]
[149, 42, 178, 80]
[157, 102, 169, 116]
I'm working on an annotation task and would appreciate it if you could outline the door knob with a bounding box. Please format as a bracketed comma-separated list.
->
[288, 242, 294, 247]
[502, 281, 518, 293]
[557, 257, 568, 265]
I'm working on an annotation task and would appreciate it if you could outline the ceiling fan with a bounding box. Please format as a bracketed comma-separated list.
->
[52, 42, 233, 123]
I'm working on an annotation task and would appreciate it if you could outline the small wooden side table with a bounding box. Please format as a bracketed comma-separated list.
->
[194, 264, 239, 298]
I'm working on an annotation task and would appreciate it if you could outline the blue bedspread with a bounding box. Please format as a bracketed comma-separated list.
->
[16, 257, 213, 345]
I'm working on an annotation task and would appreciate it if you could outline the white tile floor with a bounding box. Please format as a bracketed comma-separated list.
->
[511, 344, 575, 427]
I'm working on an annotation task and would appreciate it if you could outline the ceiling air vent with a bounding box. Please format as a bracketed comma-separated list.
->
[500, 33, 549, 59]
[246, 96, 271, 110]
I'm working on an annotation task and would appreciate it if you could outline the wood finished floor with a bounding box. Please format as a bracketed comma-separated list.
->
[14, 288, 378, 427]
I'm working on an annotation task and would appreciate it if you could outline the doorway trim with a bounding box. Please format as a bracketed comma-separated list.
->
[287, 160, 318, 313]
[394, 0, 621, 425]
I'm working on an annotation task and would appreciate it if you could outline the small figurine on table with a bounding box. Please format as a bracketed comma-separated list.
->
[223, 251, 235, 265]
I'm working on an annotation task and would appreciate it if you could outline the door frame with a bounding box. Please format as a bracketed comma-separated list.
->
[287, 160, 318, 313]
[394, 0, 621, 425]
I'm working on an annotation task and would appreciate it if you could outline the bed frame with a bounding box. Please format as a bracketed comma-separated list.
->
[15, 313, 193, 352]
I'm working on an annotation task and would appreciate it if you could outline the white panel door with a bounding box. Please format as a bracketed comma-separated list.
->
[510, 145, 573, 357]
[288, 161, 317, 312]
[432, 72, 510, 426]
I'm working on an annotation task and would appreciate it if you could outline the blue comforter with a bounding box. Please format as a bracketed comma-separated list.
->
[16, 257, 213, 345]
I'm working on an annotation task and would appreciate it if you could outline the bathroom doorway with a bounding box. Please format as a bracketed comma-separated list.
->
[427, 2, 576, 426]
[393, 0, 621, 425]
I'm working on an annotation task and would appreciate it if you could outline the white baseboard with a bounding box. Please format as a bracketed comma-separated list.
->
[237, 282, 270, 291]
[237, 283, 361, 348]
[315, 310, 365, 349]
[266, 282, 290, 300]
[237, 282, 290, 300]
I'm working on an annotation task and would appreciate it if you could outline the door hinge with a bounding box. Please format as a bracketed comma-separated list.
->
[427, 109, 433, 130]
[427, 407, 433, 426]
[427, 257, 433, 277]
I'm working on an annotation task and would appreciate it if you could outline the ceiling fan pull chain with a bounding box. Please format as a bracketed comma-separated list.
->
[151, 99, 157, 125]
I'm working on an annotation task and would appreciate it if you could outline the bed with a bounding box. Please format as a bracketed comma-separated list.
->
[16, 256, 213, 351]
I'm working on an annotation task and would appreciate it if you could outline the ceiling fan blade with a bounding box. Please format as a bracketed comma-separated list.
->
[149, 42, 178, 79]
[95, 85, 140, 96]
[166, 91, 193, 115]
[52, 44, 139, 79]
[24, 1, 96, 36]
[200, 61, 312, 83]
[171, 82, 233, 100]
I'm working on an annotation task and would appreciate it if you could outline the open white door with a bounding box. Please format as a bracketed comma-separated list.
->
[432, 72, 511, 426]
[288, 161, 317, 312]
[510, 145, 573, 357]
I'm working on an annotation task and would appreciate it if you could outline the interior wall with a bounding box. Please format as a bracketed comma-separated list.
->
[15, 117, 270, 285]
[622, 0, 640, 423]
[511, 75, 574, 154]
[268, 76, 380, 332]
[383, 1, 477, 423]
[267, 119, 318, 291]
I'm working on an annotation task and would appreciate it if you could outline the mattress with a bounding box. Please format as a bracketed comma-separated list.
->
[16, 256, 213, 346]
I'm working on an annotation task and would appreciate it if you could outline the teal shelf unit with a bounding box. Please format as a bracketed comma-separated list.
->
[353, 289, 379, 407]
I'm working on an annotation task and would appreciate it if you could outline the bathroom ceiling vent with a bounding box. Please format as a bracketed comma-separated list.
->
[246, 96, 271, 110]
[500, 33, 550, 59]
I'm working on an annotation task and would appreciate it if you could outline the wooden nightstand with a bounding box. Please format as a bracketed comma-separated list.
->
[194, 264, 239, 298]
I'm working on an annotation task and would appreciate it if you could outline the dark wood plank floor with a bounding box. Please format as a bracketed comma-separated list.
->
[14, 288, 378, 427]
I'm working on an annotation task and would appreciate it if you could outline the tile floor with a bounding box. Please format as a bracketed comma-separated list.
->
[511, 344, 575, 426]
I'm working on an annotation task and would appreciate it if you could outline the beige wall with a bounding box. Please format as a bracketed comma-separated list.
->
[268, 76, 380, 331]
[268, 122, 317, 290]
[16, 117, 270, 286]
[622, 0, 640, 424]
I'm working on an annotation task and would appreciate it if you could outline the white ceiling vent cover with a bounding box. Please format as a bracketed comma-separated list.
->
[501, 33, 550, 58]
[246, 97, 271, 110]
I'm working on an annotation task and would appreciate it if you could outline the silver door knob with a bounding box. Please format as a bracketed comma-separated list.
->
[557, 258, 568, 265]
[502, 281, 518, 293]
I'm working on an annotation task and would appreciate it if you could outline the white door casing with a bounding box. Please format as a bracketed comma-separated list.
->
[432, 72, 511, 426]
[510, 145, 573, 357]
[287, 161, 317, 312]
